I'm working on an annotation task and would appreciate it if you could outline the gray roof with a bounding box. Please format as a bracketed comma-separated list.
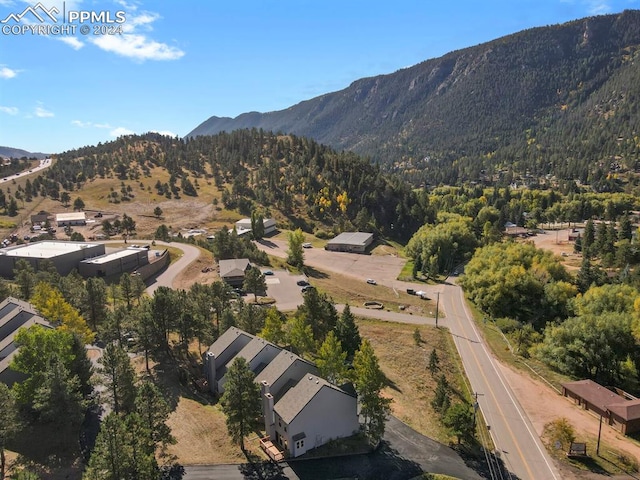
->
[208, 326, 254, 359]
[327, 232, 373, 246]
[228, 336, 281, 370]
[255, 349, 317, 387]
[218, 258, 250, 278]
[274, 374, 354, 424]
[0, 297, 51, 381]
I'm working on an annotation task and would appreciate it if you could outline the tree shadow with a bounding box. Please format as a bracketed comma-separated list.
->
[238, 451, 287, 480]
[288, 442, 423, 480]
[144, 350, 216, 412]
[304, 266, 329, 279]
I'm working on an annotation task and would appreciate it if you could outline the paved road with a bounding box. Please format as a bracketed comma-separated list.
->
[0, 157, 51, 183]
[258, 237, 561, 479]
[182, 415, 483, 480]
[143, 240, 201, 295]
[439, 282, 561, 480]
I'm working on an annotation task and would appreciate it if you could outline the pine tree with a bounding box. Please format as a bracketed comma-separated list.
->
[220, 357, 261, 451]
[316, 331, 347, 385]
[335, 304, 361, 360]
[99, 343, 137, 415]
[353, 340, 391, 444]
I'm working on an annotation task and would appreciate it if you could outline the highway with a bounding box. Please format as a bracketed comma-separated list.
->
[0, 157, 51, 183]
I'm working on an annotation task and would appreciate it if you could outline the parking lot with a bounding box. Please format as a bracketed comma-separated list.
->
[259, 268, 309, 311]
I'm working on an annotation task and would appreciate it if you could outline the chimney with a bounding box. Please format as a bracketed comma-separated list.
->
[204, 351, 216, 393]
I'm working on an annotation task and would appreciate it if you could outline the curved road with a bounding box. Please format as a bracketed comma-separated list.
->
[155, 239, 560, 479]
[255, 238, 561, 480]
[0, 157, 52, 183]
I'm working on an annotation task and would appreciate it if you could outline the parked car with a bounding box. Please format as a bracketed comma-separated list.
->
[301, 285, 315, 293]
[406, 288, 415, 295]
[302, 242, 312, 248]
[94, 212, 103, 218]
[297, 280, 310, 287]
[263, 270, 274, 275]
[366, 279, 377, 285]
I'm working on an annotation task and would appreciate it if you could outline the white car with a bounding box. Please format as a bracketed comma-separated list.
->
[366, 279, 377, 285]
[302, 242, 312, 248]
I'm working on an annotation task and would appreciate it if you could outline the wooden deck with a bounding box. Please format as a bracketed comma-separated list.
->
[260, 436, 285, 462]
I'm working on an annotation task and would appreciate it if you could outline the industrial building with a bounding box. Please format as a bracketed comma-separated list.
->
[56, 212, 87, 226]
[78, 246, 149, 278]
[0, 241, 105, 278]
[235, 218, 277, 236]
[325, 232, 374, 253]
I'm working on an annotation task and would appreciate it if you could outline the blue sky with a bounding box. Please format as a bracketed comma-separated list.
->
[0, 0, 638, 154]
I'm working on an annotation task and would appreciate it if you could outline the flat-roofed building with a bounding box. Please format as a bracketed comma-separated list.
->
[78, 246, 149, 278]
[0, 240, 105, 278]
[325, 232, 374, 253]
[235, 218, 277, 236]
[56, 212, 86, 226]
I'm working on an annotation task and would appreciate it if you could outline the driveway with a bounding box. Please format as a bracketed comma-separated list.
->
[260, 269, 307, 311]
[182, 415, 484, 480]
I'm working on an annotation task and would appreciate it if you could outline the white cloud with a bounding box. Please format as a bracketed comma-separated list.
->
[0, 66, 19, 79]
[0, 106, 18, 115]
[151, 129, 177, 137]
[586, 0, 612, 14]
[90, 32, 184, 61]
[110, 126, 135, 137]
[71, 120, 112, 128]
[35, 105, 54, 118]
[57, 36, 84, 50]
[87, 6, 184, 61]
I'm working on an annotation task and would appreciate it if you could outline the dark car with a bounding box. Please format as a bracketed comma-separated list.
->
[297, 280, 310, 287]
[301, 285, 315, 293]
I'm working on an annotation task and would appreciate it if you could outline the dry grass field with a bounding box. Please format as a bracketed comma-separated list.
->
[159, 318, 465, 465]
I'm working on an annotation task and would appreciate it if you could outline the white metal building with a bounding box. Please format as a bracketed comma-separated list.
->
[56, 212, 87, 226]
[325, 232, 374, 253]
[78, 247, 149, 278]
[0, 241, 105, 278]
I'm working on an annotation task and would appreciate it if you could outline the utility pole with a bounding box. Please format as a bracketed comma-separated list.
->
[472, 392, 482, 431]
[596, 413, 604, 456]
[435, 292, 440, 328]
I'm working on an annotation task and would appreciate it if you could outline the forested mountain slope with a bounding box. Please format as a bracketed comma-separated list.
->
[189, 10, 640, 186]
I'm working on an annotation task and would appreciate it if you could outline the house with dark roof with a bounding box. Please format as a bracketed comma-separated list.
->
[218, 258, 251, 286]
[0, 297, 52, 386]
[203, 327, 253, 393]
[256, 350, 318, 402]
[217, 336, 281, 393]
[205, 327, 359, 459]
[562, 379, 640, 434]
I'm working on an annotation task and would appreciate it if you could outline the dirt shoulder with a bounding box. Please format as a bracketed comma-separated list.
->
[500, 362, 640, 479]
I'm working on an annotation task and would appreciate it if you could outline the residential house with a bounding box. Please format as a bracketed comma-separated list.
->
[203, 327, 254, 393]
[217, 336, 281, 393]
[0, 297, 52, 386]
[205, 327, 360, 459]
[218, 258, 251, 287]
[266, 374, 359, 457]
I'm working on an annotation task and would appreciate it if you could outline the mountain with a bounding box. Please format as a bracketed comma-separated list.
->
[0, 146, 48, 160]
[188, 10, 640, 186]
